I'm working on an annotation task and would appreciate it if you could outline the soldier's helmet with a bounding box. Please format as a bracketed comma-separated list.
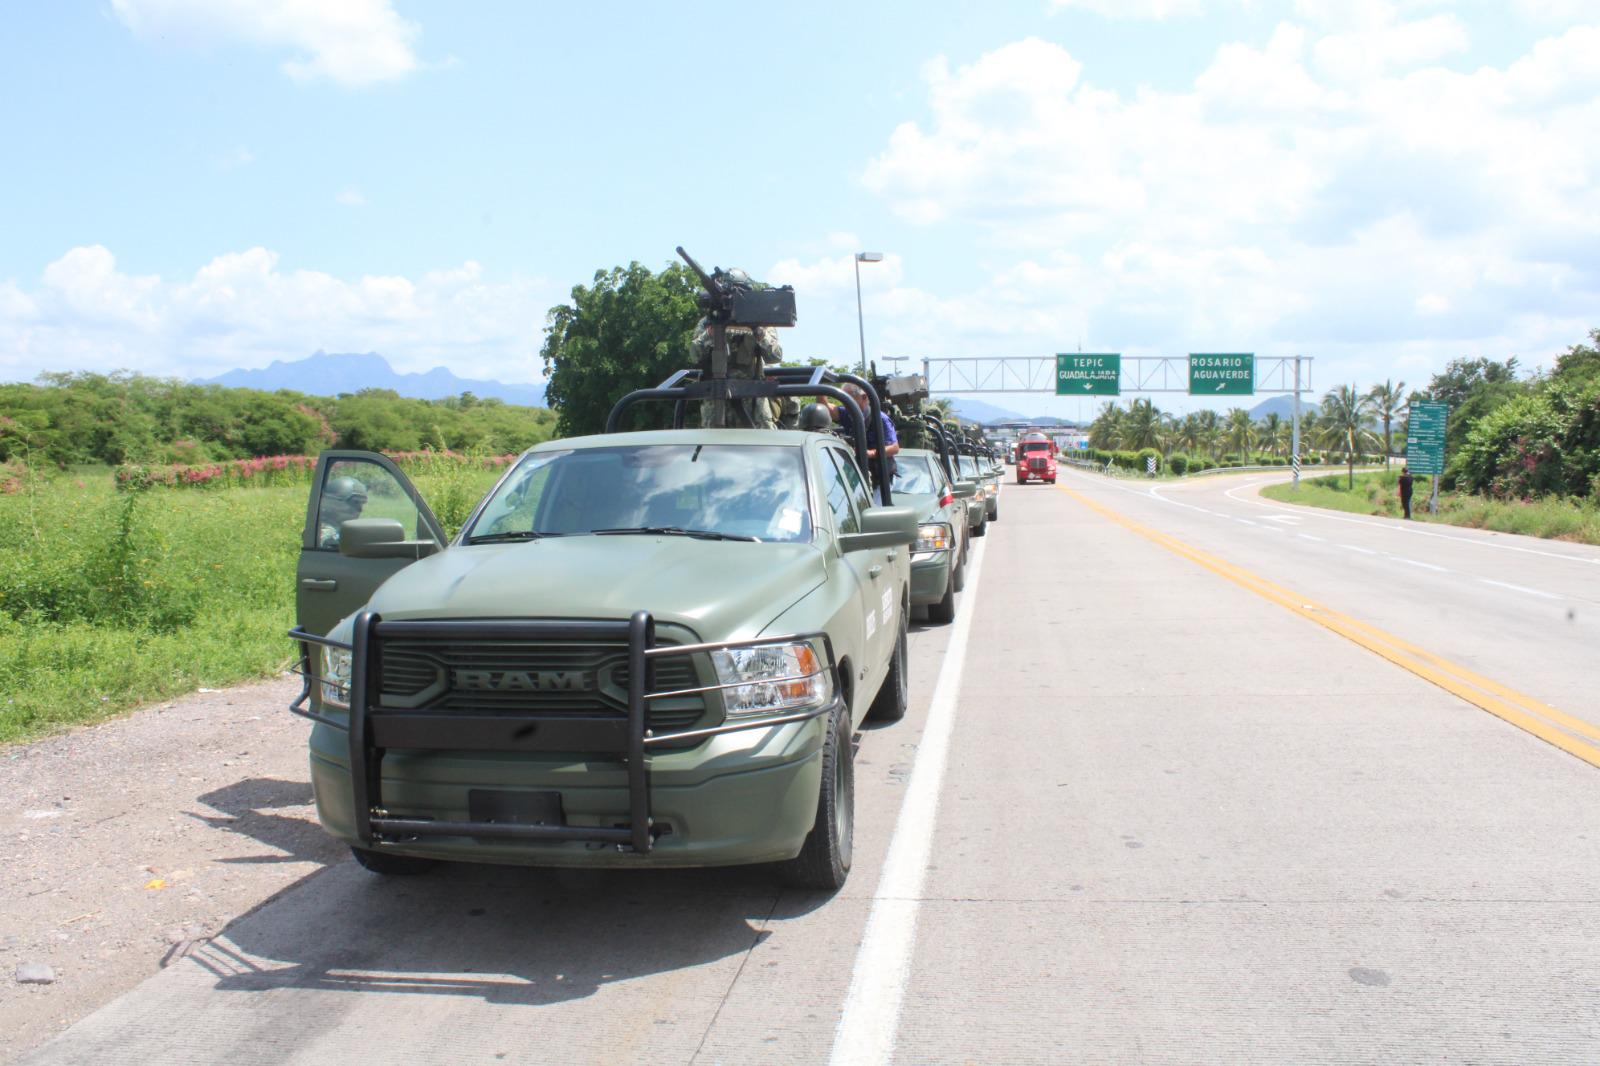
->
[325, 476, 368, 511]
[723, 268, 753, 287]
[798, 403, 833, 433]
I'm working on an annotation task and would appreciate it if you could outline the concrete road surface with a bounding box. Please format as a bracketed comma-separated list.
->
[21, 474, 1600, 1065]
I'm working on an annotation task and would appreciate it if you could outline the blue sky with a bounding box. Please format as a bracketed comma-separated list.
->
[2, 1, 1596, 417]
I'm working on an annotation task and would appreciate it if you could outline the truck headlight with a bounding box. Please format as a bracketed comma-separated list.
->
[711, 642, 832, 719]
[914, 522, 952, 553]
[320, 644, 353, 709]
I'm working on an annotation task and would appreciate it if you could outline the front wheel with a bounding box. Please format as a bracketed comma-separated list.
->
[777, 700, 854, 890]
[973, 517, 987, 538]
[1046, 476, 1056, 484]
[868, 609, 908, 723]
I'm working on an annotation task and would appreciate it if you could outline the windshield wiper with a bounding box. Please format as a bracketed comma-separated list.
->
[466, 530, 552, 544]
[591, 526, 758, 542]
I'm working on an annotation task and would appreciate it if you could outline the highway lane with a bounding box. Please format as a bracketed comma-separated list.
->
[1077, 469, 1599, 729]
[886, 474, 1600, 1064]
[22, 479, 1600, 1065]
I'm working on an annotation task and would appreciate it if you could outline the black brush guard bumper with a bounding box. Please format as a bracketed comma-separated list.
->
[288, 611, 836, 855]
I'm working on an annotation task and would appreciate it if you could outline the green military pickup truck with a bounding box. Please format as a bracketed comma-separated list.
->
[290, 377, 917, 891]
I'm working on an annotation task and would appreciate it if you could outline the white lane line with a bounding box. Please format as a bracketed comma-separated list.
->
[830, 538, 986, 1066]
[1234, 518, 1258, 527]
[1223, 476, 1600, 568]
[1265, 515, 1301, 525]
[1298, 533, 1326, 543]
[1340, 544, 1377, 555]
[1481, 578, 1561, 601]
[1394, 557, 1450, 573]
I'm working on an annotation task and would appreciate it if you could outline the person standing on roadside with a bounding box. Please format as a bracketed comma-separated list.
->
[1397, 465, 1414, 520]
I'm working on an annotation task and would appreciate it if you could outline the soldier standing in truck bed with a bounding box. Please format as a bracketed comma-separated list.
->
[690, 267, 799, 430]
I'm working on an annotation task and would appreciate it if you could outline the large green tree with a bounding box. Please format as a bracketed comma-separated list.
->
[541, 262, 702, 438]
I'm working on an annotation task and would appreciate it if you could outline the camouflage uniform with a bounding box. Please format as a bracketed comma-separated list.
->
[694, 318, 793, 429]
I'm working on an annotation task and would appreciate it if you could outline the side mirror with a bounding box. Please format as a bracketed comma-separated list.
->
[953, 480, 977, 499]
[339, 518, 440, 560]
[838, 505, 918, 553]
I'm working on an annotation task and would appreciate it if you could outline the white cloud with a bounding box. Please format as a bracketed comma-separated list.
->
[856, 18, 1600, 390]
[110, 0, 423, 87]
[0, 246, 555, 384]
[336, 186, 367, 207]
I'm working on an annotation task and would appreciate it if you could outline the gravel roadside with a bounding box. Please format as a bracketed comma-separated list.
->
[1, 675, 343, 1062]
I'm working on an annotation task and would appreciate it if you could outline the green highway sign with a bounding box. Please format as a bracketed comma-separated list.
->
[1405, 400, 1448, 476]
[1056, 353, 1121, 396]
[1188, 353, 1255, 396]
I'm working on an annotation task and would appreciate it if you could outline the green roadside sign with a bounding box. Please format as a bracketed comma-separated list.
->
[1056, 353, 1121, 396]
[1188, 353, 1255, 396]
[1405, 400, 1448, 476]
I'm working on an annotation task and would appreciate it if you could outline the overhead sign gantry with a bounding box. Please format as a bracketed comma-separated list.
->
[924, 352, 1316, 483]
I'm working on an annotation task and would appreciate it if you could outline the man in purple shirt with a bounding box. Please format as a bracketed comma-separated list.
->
[839, 383, 899, 483]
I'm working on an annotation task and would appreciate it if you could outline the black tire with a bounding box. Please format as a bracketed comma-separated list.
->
[1016, 476, 1026, 485]
[868, 608, 908, 723]
[1046, 477, 1056, 484]
[973, 517, 987, 538]
[928, 570, 956, 625]
[777, 700, 854, 890]
[952, 552, 966, 593]
[350, 846, 437, 876]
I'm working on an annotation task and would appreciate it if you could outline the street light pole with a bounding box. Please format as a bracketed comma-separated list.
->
[854, 252, 883, 377]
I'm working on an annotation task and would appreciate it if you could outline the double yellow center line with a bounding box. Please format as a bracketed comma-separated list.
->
[1057, 483, 1600, 769]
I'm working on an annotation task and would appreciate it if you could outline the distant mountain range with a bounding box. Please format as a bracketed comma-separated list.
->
[197, 351, 548, 407]
[949, 398, 1082, 427]
[1248, 395, 1318, 420]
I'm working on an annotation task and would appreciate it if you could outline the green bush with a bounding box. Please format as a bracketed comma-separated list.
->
[1168, 454, 1189, 475]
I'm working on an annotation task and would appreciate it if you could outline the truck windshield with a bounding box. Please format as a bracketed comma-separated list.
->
[466, 444, 813, 544]
[892, 456, 939, 495]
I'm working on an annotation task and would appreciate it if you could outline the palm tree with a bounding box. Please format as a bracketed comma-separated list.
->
[1178, 414, 1203, 455]
[1156, 414, 1183, 458]
[1195, 409, 1221, 460]
[1366, 379, 1407, 465]
[1318, 384, 1379, 488]
[1088, 401, 1123, 451]
[1117, 398, 1162, 451]
[1258, 412, 1287, 458]
[928, 397, 956, 420]
[1224, 408, 1255, 462]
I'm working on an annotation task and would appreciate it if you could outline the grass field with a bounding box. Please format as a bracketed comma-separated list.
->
[0, 464, 502, 744]
[1261, 469, 1600, 545]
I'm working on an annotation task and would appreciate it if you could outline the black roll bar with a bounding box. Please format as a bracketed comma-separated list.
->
[605, 367, 895, 506]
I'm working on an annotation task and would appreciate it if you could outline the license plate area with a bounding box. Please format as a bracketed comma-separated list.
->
[467, 789, 565, 827]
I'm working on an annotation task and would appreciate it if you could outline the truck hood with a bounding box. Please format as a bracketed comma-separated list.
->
[365, 535, 826, 642]
[893, 490, 943, 523]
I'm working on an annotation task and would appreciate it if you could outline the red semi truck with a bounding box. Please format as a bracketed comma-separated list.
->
[1014, 432, 1057, 484]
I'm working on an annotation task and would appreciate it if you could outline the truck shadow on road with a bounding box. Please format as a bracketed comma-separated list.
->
[182, 858, 824, 1009]
[188, 777, 346, 866]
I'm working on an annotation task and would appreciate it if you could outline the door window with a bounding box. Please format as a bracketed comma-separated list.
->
[821, 450, 862, 535]
[831, 448, 874, 516]
[314, 458, 437, 552]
